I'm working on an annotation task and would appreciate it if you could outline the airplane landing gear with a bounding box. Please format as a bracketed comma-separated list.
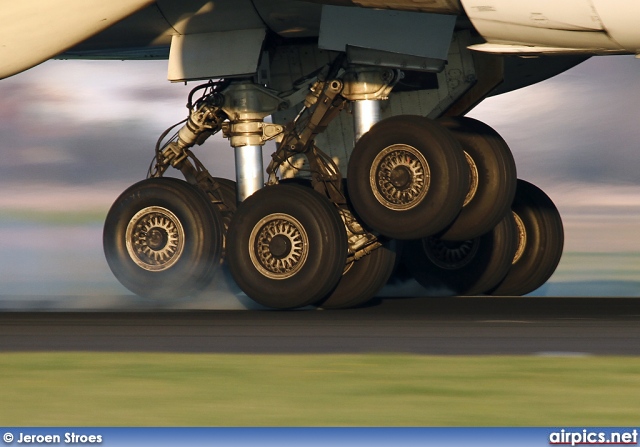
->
[102, 59, 564, 307]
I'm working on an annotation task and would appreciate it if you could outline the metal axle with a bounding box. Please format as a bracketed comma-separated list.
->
[353, 99, 382, 143]
[234, 145, 265, 202]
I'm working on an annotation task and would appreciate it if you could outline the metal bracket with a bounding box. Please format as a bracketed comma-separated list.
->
[341, 67, 401, 101]
[266, 76, 347, 201]
[221, 121, 284, 147]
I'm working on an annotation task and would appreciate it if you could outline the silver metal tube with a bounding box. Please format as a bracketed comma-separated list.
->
[353, 99, 382, 143]
[234, 145, 264, 202]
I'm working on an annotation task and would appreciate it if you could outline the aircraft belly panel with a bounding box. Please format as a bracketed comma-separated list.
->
[350, 0, 462, 14]
[319, 6, 456, 64]
[62, 5, 174, 58]
[156, 0, 264, 35]
[251, 0, 322, 38]
[305, 0, 462, 14]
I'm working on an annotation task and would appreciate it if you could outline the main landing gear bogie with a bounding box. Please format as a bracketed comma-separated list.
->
[102, 69, 565, 307]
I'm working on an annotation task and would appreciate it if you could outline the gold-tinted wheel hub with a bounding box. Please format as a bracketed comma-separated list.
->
[512, 211, 527, 264]
[423, 237, 480, 270]
[249, 213, 309, 280]
[370, 144, 430, 211]
[463, 151, 479, 207]
[126, 206, 185, 272]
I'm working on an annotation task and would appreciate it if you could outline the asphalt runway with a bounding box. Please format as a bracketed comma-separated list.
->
[1, 297, 640, 355]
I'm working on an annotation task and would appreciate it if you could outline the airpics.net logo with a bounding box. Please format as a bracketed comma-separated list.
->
[549, 429, 638, 446]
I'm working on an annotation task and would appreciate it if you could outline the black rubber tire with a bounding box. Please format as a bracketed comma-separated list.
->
[403, 213, 518, 296]
[226, 183, 348, 309]
[437, 117, 517, 241]
[103, 177, 224, 300]
[318, 239, 398, 309]
[347, 115, 469, 240]
[488, 180, 564, 296]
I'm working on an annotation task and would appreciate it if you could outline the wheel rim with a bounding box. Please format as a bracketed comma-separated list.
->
[512, 211, 527, 264]
[125, 206, 185, 272]
[249, 213, 309, 280]
[422, 237, 480, 270]
[463, 151, 479, 207]
[370, 144, 430, 211]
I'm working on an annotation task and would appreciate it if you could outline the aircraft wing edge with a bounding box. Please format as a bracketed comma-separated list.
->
[0, 0, 154, 79]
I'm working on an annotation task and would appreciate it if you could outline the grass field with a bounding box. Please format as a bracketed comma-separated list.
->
[2, 353, 640, 426]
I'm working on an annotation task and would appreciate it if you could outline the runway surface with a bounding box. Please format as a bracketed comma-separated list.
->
[2, 297, 640, 355]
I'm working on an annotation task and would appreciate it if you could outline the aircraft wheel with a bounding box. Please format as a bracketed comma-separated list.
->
[437, 117, 517, 241]
[318, 239, 398, 309]
[347, 115, 469, 240]
[488, 180, 564, 296]
[226, 184, 348, 309]
[103, 177, 224, 300]
[403, 213, 518, 296]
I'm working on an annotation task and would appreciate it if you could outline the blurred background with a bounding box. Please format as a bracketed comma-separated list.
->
[0, 55, 639, 309]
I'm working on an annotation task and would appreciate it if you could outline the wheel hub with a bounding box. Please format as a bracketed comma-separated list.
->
[389, 165, 412, 189]
[249, 213, 309, 280]
[423, 237, 480, 270]
[126, 206, 185, 272]
[512, 211, 527, 264]
[370, 144, 430, 211]
[463, 151, 479, 207]
[147, 228, 169, 251]
[269, 234, 292, 259]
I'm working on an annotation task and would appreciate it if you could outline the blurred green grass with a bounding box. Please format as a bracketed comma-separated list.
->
[0, 209, 106, 225]
[2, 353, 640, 426]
